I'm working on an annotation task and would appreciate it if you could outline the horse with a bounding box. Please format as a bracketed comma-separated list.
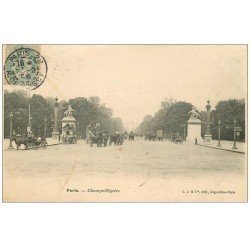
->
[102, 131, 109, 147]
[171, 135, 182, 144]
[89, 131, 103, 147]
[109, 134, 124, 146]
[128, 132, 134, 141]
[145, 133, 156, 141]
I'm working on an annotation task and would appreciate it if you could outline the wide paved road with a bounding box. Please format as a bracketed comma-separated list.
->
[3, 138, 246, 202]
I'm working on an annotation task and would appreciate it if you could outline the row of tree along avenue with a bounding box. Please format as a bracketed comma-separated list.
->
[135, 97, 245, 142]
[4, 90, 124, 139]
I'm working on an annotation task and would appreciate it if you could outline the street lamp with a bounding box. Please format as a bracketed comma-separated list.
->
[182, 124, 186, 141]
[217, 119, 221, 147]
[232, 118, 237, 149]
[27, 114, 32, 134]
[44, 117, 47, 138]
[8, 111, 14, 149]
[52, 97, 60, 141]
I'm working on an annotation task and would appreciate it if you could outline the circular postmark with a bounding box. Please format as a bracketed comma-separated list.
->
[4, 48, 47, 90]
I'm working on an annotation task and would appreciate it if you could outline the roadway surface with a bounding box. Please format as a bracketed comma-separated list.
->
[3, 138, 247, 202]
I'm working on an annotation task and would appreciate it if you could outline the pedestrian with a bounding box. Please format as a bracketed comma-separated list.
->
[195, 138, 198, 145]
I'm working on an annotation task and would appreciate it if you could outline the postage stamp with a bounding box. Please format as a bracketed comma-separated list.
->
[4, 47, 47, 90]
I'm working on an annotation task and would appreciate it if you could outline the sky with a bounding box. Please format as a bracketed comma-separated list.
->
[4, 45, 247, 130]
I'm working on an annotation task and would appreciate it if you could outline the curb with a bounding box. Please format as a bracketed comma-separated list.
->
[47, 143, 61, 147]
[4, 142, 61, 151]
[197, 143, 245, 154]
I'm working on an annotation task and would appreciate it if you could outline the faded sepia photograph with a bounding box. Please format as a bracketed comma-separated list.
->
[2, 44, 247, 202]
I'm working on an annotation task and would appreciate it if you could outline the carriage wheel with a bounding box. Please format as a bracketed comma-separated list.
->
[42, 141, 48, 149]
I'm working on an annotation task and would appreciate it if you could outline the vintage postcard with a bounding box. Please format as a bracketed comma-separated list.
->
[2, 44, 247, 202]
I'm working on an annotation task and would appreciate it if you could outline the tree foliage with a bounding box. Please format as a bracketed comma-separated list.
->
[136, 97, 245, 141]
[136, 99, 193, 138]
[210, 99, 245, 141]
[4, 91, 124, 138]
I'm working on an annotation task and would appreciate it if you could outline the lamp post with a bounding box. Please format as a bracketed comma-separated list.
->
[77, 121, 80, 139]
[44, 117, 47, 138]
[232, 118, 237, 149]
[183, 124, 186, 141]
[8, 111, 14, 149]
[30, 114, 32, 128]
[28, 105, 32, 128]
[217, 119, 221, 147]
[204, 100, 213, 144]
[28, 115, 32, 134]
[52, 97, 60, 141]
[27, 87, 32, 132]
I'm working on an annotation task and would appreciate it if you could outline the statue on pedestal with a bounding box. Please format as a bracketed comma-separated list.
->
[61, 104, 77, 144]
[186, 106, 202, 142]
[64, 105, 75, 117]
[188, 107, 200, 120]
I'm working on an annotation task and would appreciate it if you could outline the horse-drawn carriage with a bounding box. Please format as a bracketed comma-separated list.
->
[89, 131, 110, 147]
[87, 129, 124, 147]
[109, 134, 124, 146]
[123, 131, 128, 140]
[145, 132, 156, 141]
[62, 134, 77, 144]
[12, 134, 48, 150]
[171, 135, 183, 144]
[128, 131, 135, 141]
[62, 124, 77, 144]
[156, 130, 163, 141]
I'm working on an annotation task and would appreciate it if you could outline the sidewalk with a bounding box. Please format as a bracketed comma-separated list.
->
[46, 138, 61, 146]
[197, 140, 246, 154]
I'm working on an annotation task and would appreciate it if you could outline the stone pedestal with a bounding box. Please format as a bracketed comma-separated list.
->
[52, 131, 60, 141]
[61, 116, 77, 141]
[186, 117, 202, 142]
[204, 134, 212, 144]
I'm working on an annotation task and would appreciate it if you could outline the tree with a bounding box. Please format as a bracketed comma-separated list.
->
[136, 115, 154, 135]
[30, 94, 53, 136]
[136, 100, 193, 138]
[211, 99, 245, 141]
[67, 96, 124, 137]
[165, 101, 193, 136]
[4, 90, 29, 137]
[3, 91, 129, 139]
[160, 97, 176, 111]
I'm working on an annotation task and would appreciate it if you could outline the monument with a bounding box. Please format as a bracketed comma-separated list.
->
[186, 107, 202, 142]
[61, 105, 77, 143]
[52, 97, 60, 141]
[204, 100, 212, 144]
